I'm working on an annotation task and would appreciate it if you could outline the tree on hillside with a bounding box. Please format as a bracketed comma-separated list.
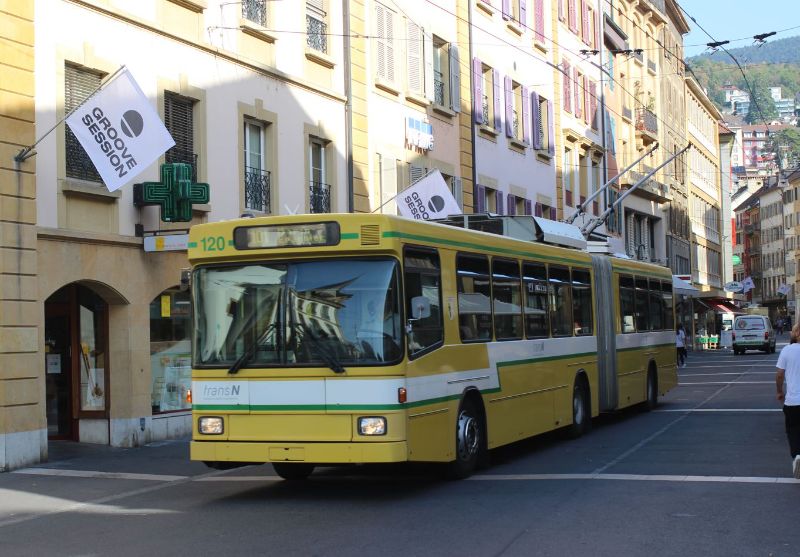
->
[768, 128, 800, 169]
[744, 78, 778, 123]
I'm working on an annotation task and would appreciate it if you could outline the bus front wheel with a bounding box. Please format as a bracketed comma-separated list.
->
[446, 397, 484, 479]
[567, 379, 590, 439]
[272, 462, 315, 480]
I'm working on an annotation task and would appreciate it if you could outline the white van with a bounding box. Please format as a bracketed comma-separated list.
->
[732, 315, 776, 354]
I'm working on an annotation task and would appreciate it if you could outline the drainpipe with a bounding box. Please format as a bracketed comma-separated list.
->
[468, 0, 477, 206]
[343, 0, 354, 212]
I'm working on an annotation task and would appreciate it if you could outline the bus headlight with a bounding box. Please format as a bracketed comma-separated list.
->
[358, 417, 387, 436]
[198, 417, 224, 435]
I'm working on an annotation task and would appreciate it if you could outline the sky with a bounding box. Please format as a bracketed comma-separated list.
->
[678, 0, 800, 57]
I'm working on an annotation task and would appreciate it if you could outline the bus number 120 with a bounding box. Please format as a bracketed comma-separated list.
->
[201, 236, 226, 252]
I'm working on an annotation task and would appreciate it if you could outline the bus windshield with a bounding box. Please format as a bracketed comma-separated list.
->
[193, 258, 403, 368]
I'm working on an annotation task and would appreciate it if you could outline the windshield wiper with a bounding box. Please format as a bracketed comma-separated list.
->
[293, 322, 346, 374]
[228, 321, 278, 374]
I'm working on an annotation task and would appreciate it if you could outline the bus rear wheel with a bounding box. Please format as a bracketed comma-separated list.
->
[646, 368, 658, 410]
[567, 380, 590, 439]
[272, 462, 315, 480]
[446, 398, 484, 479]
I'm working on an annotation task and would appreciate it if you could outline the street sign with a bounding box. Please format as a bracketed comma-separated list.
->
[724, 281, 743, 293]
[143, 234, 189, 252]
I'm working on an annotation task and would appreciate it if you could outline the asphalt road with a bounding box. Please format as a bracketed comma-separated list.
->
[1, 344, 797, 557]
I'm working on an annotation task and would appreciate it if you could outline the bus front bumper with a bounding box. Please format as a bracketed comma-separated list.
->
[191, 440, 408, 464]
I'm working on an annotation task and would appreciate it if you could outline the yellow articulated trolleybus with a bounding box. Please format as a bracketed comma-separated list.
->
[188, 213, 677, 480]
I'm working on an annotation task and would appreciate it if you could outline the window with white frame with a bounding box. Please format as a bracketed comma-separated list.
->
[432, 38, 449, 107]
[244, 119, 269, 213]
[564, 147, 574, 206]
[306, 0, 327, 53]
[309, 138, 330, 213]
[512, 81, 523, 141]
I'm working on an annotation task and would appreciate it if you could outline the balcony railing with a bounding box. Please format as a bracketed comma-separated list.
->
[482, 96, 490, 125]
[165, 148, 198, 183]
[244, 166, 271, 213]
[512, 110, 520, 139]
[306, 15, 327, 53]
[242, 0, 267, 26]
[434, 70, 445, 106]
[310, 181, 331, 213]
[635, 108, 658, 140]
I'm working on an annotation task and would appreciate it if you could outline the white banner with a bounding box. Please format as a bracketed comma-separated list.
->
[66, 68, 175, 192]
[778, 283, 791, 296]
[397, 169, 461, 220]
[741, 276, 755, 293]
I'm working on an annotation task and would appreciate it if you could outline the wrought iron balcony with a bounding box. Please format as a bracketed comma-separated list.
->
[244, 167, 271, 213]
[635, 107, 658, 143]
[482, 96, 490, 125]
[242, 0, 267, 26]
[512, 109, 520, 139]
[306, 15, 327, 53]
[165, 148, 198, 182]
[310, 181, 331, 213]
[434, 70, 445, 106]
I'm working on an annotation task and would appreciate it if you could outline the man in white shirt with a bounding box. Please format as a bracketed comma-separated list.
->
[775, 322, 800, 479]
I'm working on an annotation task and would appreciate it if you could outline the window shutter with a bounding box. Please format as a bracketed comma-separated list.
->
[475, 184, 486, 213]
[493, 69, 502, 132]
[574, 72, 582, 119]
[568, 0, 577, 33]
[626, 213, 636, 256]
[589, 80, 598, 129]
[505, 75, 513, 138]
[449, 44, 461, 112]
[164, 91, 195, 161]
[376, 4, 387, 80]
[423, 28, 434, 102]
[519, 0, 527, 26]
[507, 194, 516, 215]
[524, 199, 532, 215]
[495, 190, 504, 215]
[550, 207, 557, 220]
[409, 164, 426, 185]
[453, 176, 463, 209]
[594, 10, 600, 49]
[558, 0, 565, 22]
[502, 0, 511, 20]
[547, 100, 555, 155]
[563, 61, 571, 113]
[534, 202, 543, 217]
[522, 86, 530, 144]
[582, 1, 590, 43]
[583, 75, 590, 123]
[473, 57, 483, 124]
[534, 0, 545, 42]
[531, 90, 541, 150]
[406, 21, 423, 95]
[385, 7, 395, 82]
[65, 64, 103, 182]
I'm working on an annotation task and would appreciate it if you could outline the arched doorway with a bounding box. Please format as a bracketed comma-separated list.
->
[44, 284, 109, 441]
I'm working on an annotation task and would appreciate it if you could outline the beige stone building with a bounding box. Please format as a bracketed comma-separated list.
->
[1, 1, 39, 470]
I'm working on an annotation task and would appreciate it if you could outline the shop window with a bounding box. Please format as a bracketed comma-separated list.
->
[150, 288, 192, 413]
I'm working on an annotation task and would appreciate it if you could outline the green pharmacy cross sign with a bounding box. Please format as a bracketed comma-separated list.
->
[133, 163, 209, 222]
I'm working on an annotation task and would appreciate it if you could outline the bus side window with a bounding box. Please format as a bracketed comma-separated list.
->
[404, 248, 443, 357]
[457, 254, 492, 342]
[548, 265, 572, 337]
[492, 258, 522, 340]
[635, 277, 650, 331]
[649, 280, 664, 331]
[523, 262, 549, 338]
[619, 275, 636, 333]
[662, 281, 674, 329]
[572, 268, 593, 336]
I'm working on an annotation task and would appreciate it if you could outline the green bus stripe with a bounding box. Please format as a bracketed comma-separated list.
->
[617, 342, 673, 352]
[341, 233, 359, 239]
[188, 241, 197, 248]
[496, 351, 598, 368]
[382, 231, 589, 265]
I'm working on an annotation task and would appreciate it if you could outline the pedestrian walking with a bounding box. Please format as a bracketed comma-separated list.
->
[776, 322, 800, 479]
[776, 318, 784, 336]
[676, 324, 687, 368]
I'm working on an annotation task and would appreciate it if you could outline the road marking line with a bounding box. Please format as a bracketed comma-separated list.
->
[680, 372, 775, 376]
[194, 476, 281, 482]
[12, 468, 187, 482]
[655, 408, 781, 412]
[468, 473, 798, 484]
[684, 365, 777, 369]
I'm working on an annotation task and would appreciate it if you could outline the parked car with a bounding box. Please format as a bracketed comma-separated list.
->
[732, 315, 776, 354]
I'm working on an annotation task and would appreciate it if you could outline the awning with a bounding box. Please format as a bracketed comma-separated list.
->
[673, 275, 699, 295]
[693, 298, 712, 311]
[711, 300, 744, 314]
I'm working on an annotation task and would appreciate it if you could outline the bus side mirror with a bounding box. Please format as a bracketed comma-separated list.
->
[410, 296, 431, 320]
[180, 268, 191, 291]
